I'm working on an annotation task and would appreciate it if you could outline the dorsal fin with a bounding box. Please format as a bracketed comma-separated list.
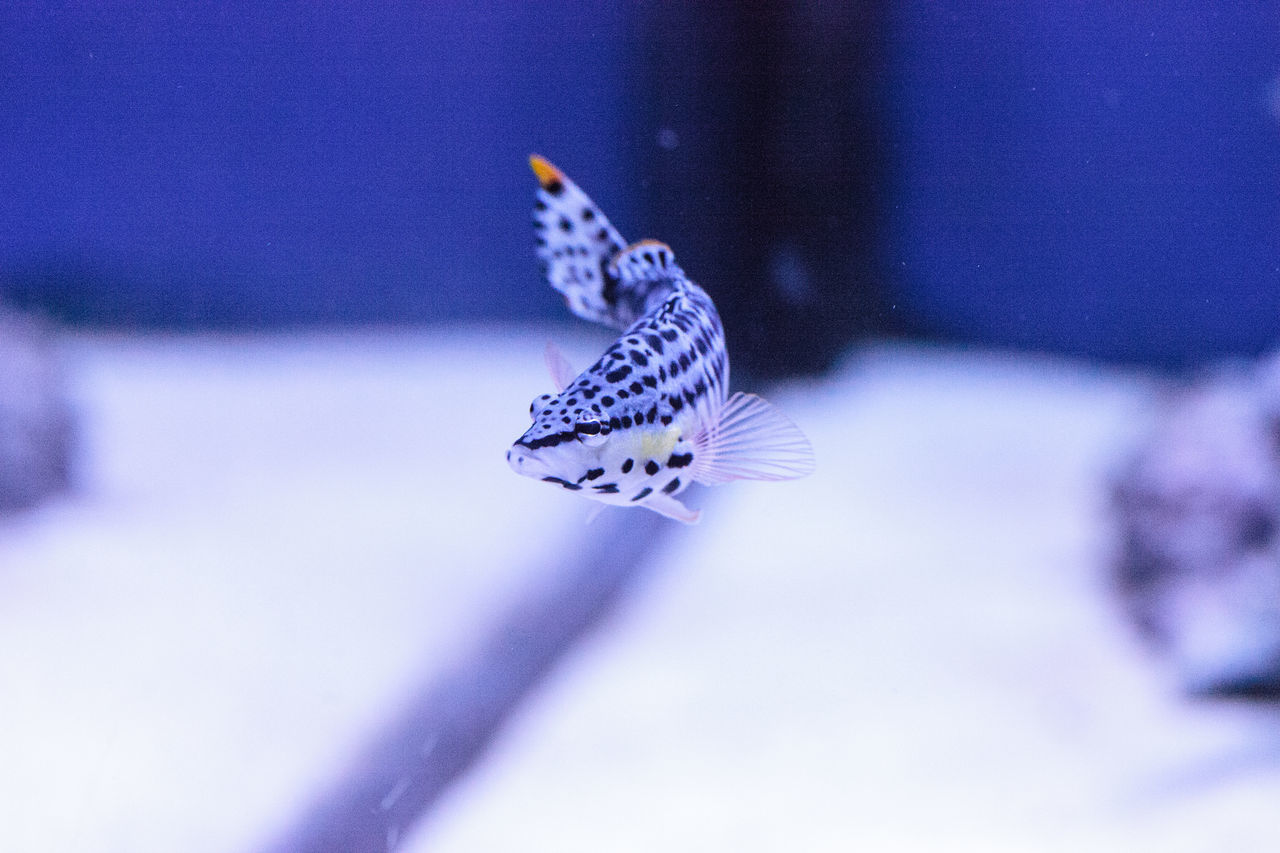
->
[607, 240, 684, 289]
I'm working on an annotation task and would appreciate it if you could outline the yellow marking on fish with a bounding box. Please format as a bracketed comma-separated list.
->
[639, 426, 681, 460]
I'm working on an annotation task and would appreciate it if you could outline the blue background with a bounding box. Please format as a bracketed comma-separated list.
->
[0, 1, 638, 326]
[887, 2, 1280, 365]
[2, 1, 1278, 366]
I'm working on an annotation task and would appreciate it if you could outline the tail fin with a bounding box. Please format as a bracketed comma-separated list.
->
[530, 156, 679, 330]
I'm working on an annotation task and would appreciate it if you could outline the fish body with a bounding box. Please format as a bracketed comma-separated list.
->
[507, 156, 814, 523]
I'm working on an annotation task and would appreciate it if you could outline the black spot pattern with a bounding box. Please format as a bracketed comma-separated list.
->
[520, 430, 576, 449]
[668, 452, 693, 468]
[543, 476, 581, 490]
[512, 197, 732, 505]
[604, 365, 632, 383]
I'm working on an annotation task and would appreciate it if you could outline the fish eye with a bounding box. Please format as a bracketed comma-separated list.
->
[574, 412, 608, 446]
[529, 393, 553, 420]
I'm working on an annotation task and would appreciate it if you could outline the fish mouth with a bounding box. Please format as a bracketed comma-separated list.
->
[507, 445, 550, 477]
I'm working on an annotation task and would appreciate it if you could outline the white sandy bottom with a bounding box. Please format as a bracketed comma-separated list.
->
[0, 328, 581, 852]
[1, 329, 1278, 852]
[414, 343, 1280, 853]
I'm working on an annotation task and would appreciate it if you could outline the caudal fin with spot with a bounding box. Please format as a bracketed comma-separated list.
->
[531, 156, 677, 330]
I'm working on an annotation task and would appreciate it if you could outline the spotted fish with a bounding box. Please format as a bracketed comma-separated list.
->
[506, 156, 814, 523]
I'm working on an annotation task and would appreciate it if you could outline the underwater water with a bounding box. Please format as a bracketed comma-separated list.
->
[2, 2, 1279, 851]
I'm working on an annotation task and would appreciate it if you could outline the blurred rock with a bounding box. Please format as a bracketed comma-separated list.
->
[1111, 357, 1280, 697]
[0, 306, 73, 513]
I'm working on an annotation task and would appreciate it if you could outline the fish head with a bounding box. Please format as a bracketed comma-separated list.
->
[507, 390, 613, 490]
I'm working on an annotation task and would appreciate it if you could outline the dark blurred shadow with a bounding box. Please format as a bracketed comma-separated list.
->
[635, 0, 891, 382]
[260, 508, 676, 853]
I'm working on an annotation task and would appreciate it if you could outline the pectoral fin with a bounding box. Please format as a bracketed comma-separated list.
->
[544, 340, 577, 392]
[690, 392, 816, 485]
[641, 493, 701, 524]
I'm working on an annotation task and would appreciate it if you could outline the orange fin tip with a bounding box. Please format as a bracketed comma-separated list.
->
[528, 155, 565, 190]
